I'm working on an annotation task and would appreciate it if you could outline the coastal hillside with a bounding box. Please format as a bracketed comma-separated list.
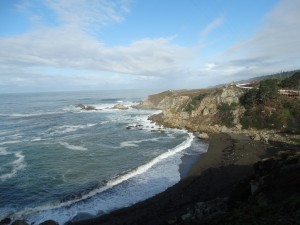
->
[137, 71, 300, 143]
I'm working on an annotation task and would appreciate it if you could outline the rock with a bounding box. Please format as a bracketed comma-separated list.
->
[235, 124, 242, 130]
[250, 180, 259, 194]
[0, 218, 11, 225]
[181, 212, 192, 221]
[11, 220, 29, 225]
[75, 104, 86, 110]
[39, 220, 59, 225]
[202, 108, 209, 116]
[75, 104, 97, 110]
[221, 126, 229, 133]
[113, 103, 128, 110]
[253, 133, 261, 141]
[198, 132, 209, 139]
[167, 218, 177, 224]
[255, 192, 269, 206]
[84, 105, 97, 110]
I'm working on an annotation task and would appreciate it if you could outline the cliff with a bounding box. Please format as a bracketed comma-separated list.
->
[137, 86, 299, 144]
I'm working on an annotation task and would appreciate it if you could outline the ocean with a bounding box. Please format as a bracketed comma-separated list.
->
[0, 90, 208, 224]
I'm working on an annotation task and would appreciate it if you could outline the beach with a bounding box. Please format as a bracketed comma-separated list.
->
[70, 133, 269, 225]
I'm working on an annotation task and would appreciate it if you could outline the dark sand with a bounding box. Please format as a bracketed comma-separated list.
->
[69, 133, 269, 225]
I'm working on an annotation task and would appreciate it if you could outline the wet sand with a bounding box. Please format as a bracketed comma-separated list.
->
[69, 133, 269, 225]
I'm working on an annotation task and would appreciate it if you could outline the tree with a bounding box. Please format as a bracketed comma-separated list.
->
[239, 88, 258, 109]
[257, 79, 279, 105]
[279, 72, 300, 89]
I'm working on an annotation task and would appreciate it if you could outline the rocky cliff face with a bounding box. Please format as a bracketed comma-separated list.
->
[138, 86, 299, 144]
[139, 86, 245, 132]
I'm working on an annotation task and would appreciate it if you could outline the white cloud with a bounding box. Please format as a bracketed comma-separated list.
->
[0, 28, 194, 78]
[200, 17, 224, 41]
[2, 0, 299, 92]
[201, 0, 300, 82]
[16, 0, 130, 31]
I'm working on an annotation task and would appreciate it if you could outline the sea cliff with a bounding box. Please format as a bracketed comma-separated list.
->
[137, 85, 299, 144]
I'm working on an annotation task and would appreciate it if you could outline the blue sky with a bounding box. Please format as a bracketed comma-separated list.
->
[0, 0, 299, 93]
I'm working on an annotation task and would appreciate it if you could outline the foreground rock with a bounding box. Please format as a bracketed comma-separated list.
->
[0, 218, 11, 225]
[11, 221, 29, 225]
[198, 132, 209, 139]
[39, 220, 59, 225]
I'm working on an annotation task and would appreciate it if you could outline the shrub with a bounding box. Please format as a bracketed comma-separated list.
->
[185, 93, 208, 112]
[217, 103, 237, 127]
[239, 88, 258, 109]
[257, 79, 279, 105]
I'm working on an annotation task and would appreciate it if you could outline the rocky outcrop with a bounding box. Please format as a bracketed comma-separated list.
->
[75, 104, 97, 110]
[112, 103, 129, 110]
[145, 86, 244, 133]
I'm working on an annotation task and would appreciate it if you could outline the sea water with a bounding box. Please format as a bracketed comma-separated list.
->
[0, 90, 208, 224]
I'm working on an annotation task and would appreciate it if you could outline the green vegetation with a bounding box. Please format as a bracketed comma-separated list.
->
[216, 102, 239, 127]
[240, 88, 259, 109]
[279, 71, 300, 89]
[239, 73, 300, 133]
[246, 69, 300, 82]
[185, 93, 208, 112]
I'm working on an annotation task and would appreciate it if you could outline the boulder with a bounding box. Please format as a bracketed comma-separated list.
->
[221, 126, 229, 133]
[253, 133, 261, 141]
[202, 108, 209, 116]
[0, 218, 11, 225]
[113, 103, 129, 110]
[235, 124, 242, 130]
[198, 132, 209, 139]
[39, 220, 59, 225]
[11, 220, 29, 225]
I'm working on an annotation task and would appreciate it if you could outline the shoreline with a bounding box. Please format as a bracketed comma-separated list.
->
[69, 132, 269, 225]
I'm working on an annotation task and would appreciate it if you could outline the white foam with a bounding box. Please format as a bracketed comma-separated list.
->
[120, 142, 139, 148]
[0, 151, 26, 181]
[0, 147, 8, 155]
[49, 124, 97, 135]
[107, 133, 194, 187]
[9, 111, 62, 118]
[0, 140, 22, 145]
[119, 137, 167, 149]
[59, 142, 88, 151]
[53, 133, 193, 204]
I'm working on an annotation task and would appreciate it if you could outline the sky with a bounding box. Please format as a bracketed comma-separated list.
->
[0, 0, 299, 93]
